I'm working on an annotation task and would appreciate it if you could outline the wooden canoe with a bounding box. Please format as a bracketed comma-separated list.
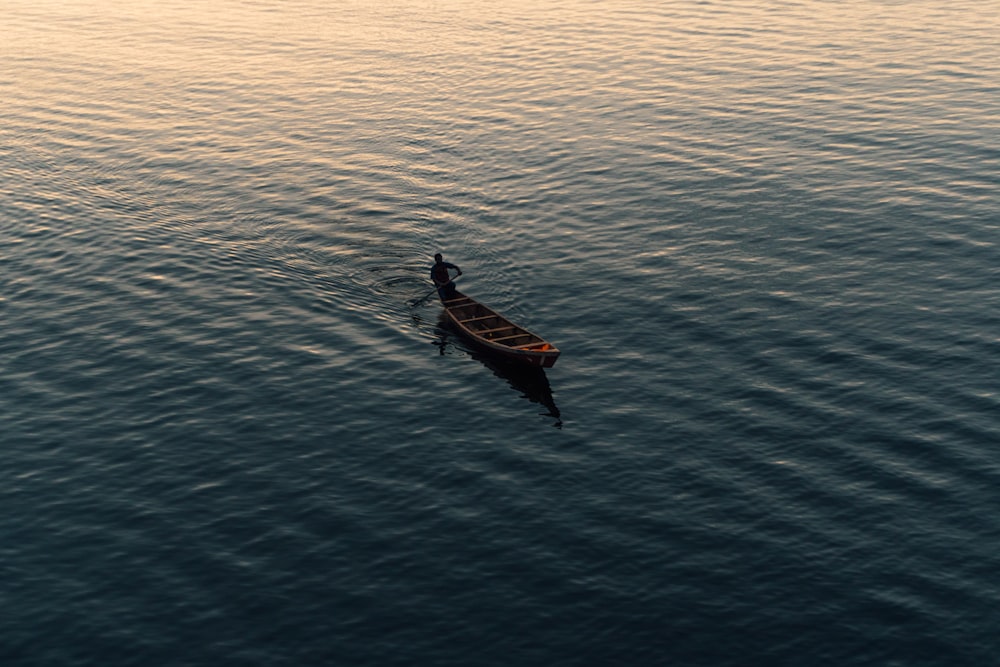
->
[441, 291, 560, 368]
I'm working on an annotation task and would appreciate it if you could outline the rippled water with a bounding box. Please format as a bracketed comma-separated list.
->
[3, 1, 1000, 665]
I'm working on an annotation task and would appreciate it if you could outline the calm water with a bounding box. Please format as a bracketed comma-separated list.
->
[3, 1, 1000, 665]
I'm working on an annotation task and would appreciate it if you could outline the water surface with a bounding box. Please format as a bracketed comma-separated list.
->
[3, 1, 1000, 665]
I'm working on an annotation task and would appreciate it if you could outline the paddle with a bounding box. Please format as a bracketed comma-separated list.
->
[410, 274, 461, 307]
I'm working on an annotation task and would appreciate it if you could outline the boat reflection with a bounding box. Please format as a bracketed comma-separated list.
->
[434, 318, 562, 428]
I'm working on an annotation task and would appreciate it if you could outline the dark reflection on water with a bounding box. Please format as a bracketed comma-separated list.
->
[435, 315, 562, 428]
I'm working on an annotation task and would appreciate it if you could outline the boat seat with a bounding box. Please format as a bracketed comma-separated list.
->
[490, 332, 535, 343]
[477, 326, 518, 335]
[458, 314, 499, 324]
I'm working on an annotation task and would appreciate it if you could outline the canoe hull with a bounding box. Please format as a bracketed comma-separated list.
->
[441, 292, 559, 368]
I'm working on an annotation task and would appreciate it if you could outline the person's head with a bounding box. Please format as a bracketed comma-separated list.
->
[434, 253, 443, 263]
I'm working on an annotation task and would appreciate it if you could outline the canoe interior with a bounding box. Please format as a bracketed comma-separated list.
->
[442, 292, 559, 367]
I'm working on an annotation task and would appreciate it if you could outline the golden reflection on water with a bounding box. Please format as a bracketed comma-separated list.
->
[7, 0, 997, 115]
[4, 0, 997, 203]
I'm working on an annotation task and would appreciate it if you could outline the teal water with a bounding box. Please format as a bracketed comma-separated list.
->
[3, 1, 1000, 665]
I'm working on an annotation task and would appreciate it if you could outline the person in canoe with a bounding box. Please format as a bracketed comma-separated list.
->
[431, 253, 462, 301]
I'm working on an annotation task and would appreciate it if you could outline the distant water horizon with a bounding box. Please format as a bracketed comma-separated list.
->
[3, 1, 999, 665]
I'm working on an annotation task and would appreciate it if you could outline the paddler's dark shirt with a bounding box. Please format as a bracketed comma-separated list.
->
[431, 261, 458, 284]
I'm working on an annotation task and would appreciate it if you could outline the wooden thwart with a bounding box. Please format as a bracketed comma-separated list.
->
[458, 314, 500, 324]
[477, 326, 519, 335]
[490, 332, 534, 343]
